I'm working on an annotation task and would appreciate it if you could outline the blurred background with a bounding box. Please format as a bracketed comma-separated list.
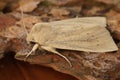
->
[0, 0, 120, 80]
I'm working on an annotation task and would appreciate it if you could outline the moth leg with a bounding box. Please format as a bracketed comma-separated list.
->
[41, 46, 72, 67]
[24, 44, 39, 61]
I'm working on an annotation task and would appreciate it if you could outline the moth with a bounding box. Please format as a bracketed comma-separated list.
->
[26, 17, 118, 67]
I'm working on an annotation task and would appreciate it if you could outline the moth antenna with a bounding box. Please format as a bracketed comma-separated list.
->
[20, 6, 28, 35]
[24, 44, 39, 61]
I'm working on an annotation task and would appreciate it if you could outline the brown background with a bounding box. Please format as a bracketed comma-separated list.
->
[0, 53, 77, 80]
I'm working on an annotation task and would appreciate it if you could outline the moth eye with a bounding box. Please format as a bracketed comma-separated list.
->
[30, 42, 36, 45]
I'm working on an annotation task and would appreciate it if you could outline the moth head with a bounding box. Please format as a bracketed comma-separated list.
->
[26, 33, 35, 44]
[26, 23, 47, 44]
[26, 23, 40, 43]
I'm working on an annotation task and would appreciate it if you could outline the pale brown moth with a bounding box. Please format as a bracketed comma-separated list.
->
[26, 17, 118, 67]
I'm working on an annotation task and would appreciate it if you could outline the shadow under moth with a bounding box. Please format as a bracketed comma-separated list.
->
[26, 17, 118, 67]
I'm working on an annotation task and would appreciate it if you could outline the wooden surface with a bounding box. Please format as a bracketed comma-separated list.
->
[0, 53, 77, 80]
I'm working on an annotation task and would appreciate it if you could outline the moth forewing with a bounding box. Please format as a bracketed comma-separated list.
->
[50, 17, 107, 28]
[26, 17, 118, 67]
[45, 26, 118, 52]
